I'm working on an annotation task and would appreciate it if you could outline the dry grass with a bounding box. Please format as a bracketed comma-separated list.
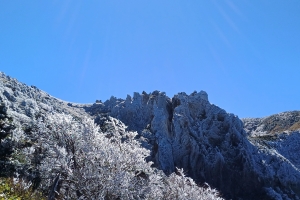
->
[0, 177, 46, 200]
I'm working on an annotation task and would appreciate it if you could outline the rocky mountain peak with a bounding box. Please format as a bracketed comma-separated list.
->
[88, 90, 300, 199]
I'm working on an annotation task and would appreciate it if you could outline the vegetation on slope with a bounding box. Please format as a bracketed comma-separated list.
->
[1, 109, 222, 199]
[0, 177, 45, 200]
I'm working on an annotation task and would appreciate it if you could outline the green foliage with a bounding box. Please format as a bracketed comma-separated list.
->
[0, 177, 45, 200]
[11, 152, 27, 165]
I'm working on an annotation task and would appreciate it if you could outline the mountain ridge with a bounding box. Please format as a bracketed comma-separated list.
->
[1, 71, 300, 199]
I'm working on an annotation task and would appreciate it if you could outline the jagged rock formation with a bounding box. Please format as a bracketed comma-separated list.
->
[1, 71, 300, 199]
[89, 91, 300, 199]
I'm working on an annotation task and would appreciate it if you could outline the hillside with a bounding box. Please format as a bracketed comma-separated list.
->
[243, 111, 300, 137]
[1, 72, 300, 199]
[0, 72, 222, 199]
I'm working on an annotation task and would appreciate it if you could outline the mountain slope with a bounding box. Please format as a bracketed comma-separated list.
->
[0, 72, 90, 124]
[1, 72, 300, 199]
[243, 111, 300, 137]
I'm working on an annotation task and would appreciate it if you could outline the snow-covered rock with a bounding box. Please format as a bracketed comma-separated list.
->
[0, 72, 90, 124]
[243, 111, 300, 137]
[89, 91, 300, 199]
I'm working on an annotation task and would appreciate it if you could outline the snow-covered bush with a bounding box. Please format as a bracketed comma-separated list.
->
[162, 168, 221, 200]
[22, 113, 222, 199]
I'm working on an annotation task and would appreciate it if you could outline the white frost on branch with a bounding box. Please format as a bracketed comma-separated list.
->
[21, 113, 222, 199]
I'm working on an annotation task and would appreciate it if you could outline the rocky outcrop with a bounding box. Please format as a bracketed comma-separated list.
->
[88, 91, 300, 199]
[243, 113, 300, 199]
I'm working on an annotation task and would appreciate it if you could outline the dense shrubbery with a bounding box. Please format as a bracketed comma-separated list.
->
[9, 113, 222, 199]
[0, 102, 44, 199]
[0, 102, 16, 177]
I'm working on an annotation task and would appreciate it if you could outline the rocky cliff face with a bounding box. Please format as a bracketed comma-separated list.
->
[243, 113, 300, 199]
[89, 91, 300, 199]
[1, 72, 300, 199]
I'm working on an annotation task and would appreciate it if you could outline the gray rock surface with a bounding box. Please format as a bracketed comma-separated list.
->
[88, 90, 300, 199]
[243, 113, 300, 199]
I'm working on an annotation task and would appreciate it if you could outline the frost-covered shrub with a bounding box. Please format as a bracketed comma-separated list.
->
[22, 113, 222, 199]
[0, 102, 16, 177]
[162, 168, 221, 200]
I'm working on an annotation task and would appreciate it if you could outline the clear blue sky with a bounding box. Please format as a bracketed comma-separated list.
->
[0, 1, 299, 118]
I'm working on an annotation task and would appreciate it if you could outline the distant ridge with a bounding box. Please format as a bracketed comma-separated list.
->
[243, 111, 300, 137]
